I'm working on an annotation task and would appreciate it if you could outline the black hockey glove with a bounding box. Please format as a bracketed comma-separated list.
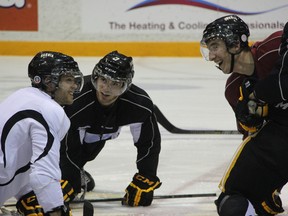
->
[235, 78, 268, 133]
[122, 173, 161, 207]
[16, 191, 45, 216]
[61, 179, 76, 202]
[46, 205, 72, 216]
[17, 188, 73, 216]
[255, 189, 284, 215]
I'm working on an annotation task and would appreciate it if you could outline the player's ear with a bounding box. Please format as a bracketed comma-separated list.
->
[228, 41, 241, 54]
[44, 76, 57, 93]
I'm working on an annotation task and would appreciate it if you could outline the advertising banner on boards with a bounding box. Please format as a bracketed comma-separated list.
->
[82, 0, 287, 41]
[0, 0, 38, 31]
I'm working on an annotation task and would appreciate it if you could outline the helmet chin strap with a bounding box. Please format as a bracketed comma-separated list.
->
[227, 47, 243, 74]
[214, 53, 235, 73]
[229, 53, 235, 73]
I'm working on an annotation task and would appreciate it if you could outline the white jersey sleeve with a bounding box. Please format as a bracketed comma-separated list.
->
[0, 87, 70, 212]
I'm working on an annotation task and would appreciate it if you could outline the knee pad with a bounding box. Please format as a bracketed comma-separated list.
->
[215, 193, 255, 216]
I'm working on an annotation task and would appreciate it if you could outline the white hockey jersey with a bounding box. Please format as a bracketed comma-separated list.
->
[0, 87, 70, 212]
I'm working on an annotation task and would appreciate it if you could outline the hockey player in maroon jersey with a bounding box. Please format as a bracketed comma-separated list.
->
[0, 51, 84, 216]
[60, 50, 161, 207]
[201, 15, 288, 215]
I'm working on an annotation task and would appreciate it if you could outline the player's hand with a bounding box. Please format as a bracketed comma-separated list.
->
[17, 183, 74, 216]
[235, 78, 268, 132]
[122, 173, 161, 207]
[61, 179, 76, 202]
[16, 191, 45, 216]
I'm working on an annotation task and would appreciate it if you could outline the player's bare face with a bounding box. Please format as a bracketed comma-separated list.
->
[95, 76, 125, 106]
[54, 75, 78, 105]
[207, 39, 232, 74]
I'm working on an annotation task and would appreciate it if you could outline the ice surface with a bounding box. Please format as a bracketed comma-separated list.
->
[1, 56, 288, 216]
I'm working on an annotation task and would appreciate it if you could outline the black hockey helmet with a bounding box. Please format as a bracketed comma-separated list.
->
[201, 15, 250, 48]
[91, 50, 134, 94]
[28, 51, 84, 93]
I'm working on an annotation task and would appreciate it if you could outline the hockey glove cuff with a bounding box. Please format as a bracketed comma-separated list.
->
[60, 179, 76, 202]
[122, 173, 162, 207]
[255, 190, 284, 215]
[235, 78, 268, 132]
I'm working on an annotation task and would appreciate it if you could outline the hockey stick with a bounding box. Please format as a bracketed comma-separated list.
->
[154, 104, 239, 135]
[83, 200, 94, 216]
[3, 193, 216, 208]
[71, 192, 217, 203]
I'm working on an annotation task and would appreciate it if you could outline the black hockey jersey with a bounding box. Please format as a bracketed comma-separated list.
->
[61, 75, 161, 179]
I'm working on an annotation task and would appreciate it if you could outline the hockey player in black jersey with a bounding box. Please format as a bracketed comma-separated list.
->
[60, 50, 161, 207]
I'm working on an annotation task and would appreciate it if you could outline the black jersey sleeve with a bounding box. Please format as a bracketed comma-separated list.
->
[123, 85, 161, 178]
[254, 52, 288, 103]
[134, 110, 161, 177]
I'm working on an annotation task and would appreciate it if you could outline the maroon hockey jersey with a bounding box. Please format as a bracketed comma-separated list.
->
[224, 30, 283, 135]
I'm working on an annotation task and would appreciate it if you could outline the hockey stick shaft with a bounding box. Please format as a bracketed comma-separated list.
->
[154, 104, 239, 135]
[3, 193, 217, 207]
[83, 200, 94, 216]
[71, 192, 217, 203]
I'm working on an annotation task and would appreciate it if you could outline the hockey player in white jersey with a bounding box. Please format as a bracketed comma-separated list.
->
[0, 51, 83, 216]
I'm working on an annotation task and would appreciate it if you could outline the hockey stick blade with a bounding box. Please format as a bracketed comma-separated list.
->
[72, 193, 217, 203]
[83, 200, 94, 216]
[154, 104, 239, 135]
